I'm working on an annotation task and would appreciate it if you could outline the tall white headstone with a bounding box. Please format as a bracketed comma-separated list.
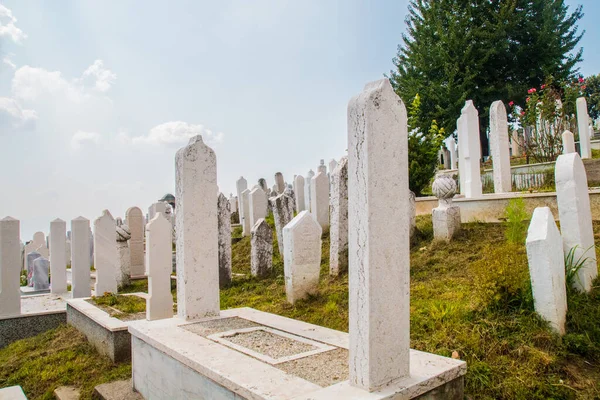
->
[71, 217, 91, 298]
[562, 130, 576, 154]
[576, 97, 591, 159]
[236, 176, 248, 228]
[305, 169, 315, 212]
[241, 189, 251, 237]
[282, 211, 322, 304]
[146, 213, 173, 321]
[126, 207, 145, 277]
[526, 207, 567, 335]
[310, 172, 330, 229]
[347, 78, 410, 391]
[218, 192, 232, 288]
[0, 217, 20, 317]
[176, 135, 219, 320]
[329, 156, 348, 276]
[555, 152, 597, 292]
[446, 136, 457, 169]
[294, 175, 306, 213]
[50, 218, 67, 294]
[94, 210, 119, 295]
[248, 187, 268, 229]
[489, 100, 512, 193]
[458, 100, 483, 198]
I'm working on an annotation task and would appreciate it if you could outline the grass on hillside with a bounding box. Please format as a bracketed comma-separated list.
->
[3, 214, 600, 399]
[90, 293, 146, 317]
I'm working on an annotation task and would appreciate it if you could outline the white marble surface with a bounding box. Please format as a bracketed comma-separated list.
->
[577, 97, 591, 159]
[489, 100, 512, 193]
[310, 172, 330, 229]
[50, 218, 68, 294]
[294, 175, 306, 213]
[562, 130, 576, 154]
[0, 217, 20, 317]
[457, 100, 483, 198]
[329, 156, 348, 276]
[94, 210, 119, 295]
[71, 217, 91, 299]
[146, 214, 174, 321]
[126, 206, 145, 277]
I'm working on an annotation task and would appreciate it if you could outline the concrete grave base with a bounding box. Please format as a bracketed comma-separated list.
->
[128, 308, 466, 400]
[66, 293, 150, 362]
[0, 385, 27, 399]
[0, 293, 68, 349]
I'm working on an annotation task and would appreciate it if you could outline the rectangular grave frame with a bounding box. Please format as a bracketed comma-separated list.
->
[207, 326, 336, 365]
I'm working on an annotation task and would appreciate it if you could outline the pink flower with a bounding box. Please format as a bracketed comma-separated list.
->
[521, 111, 526, 116]
[541, 84, 546, 90]
[526, 97, 530, 102]
[579, 77, 585, 84]
[509, 101, 514, 107]
[582, 85, 587, 90]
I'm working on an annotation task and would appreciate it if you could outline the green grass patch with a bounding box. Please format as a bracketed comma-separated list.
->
[0, 325, 131, 400]
[90, 293, 146, 315]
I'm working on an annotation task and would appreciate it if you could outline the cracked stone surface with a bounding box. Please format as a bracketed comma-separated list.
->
[218, 193, 232, 288]
[251, 219, 273, 278]
[271, 193, 294, 256]
[347, 78, 410, 391]
[329, 156, 348, 276]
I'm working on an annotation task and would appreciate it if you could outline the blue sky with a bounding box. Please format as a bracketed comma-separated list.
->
[0, 1, 598, 240]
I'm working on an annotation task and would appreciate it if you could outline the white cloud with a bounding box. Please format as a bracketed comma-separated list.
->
[3, 53, 16, 70]
[71, 130, 101, 150]
[0, 5, 26, 44]
[80, 60, 117, 92]
[0, 96, 37, 128]
[131, 121, 224, 147]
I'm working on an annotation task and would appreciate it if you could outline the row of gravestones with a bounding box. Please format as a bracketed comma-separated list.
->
[445, 96, 593, 198]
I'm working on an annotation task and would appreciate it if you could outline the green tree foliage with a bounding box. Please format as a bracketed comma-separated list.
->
[407, 94, 444, 195]
[584, 74, 600, 121]
[390, 0, 584, 154]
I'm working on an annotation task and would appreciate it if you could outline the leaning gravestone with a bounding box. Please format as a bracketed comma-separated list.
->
[146, 213, 174, 321]
[218, 193, 232, 288]
[251, 218, 273, 278]
[432, 175, 461, 241]
[329, 156, 348, 276]
[555, 152, 598, 292]
[32, 257, 50, 291]
[94, 210, 119, 295]
[271, 193, 294, 256]
[282, 211, 322, 304]
[0, 216, 21, 317]
[526, 207, 567, 335]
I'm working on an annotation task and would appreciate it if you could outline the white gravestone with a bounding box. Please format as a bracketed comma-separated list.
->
[489, 100, 512, 193]
[71, 217, 91, 298]
[458, 100, 483, 198]
[446, 136, 458, 169]
[347, 78, 410, 391]
[274, 172, 285, 194]
[248, 187, 268, 229]
[236, 176, 248, 229]
[328, 159, 338, 176]
[26, 251, 40, 287]
[125, 207, 145, 277]
[432, 175, 461, 241]
[251, 218, 273, 277]
[241, 189, 251, 237]
[329, 156, 348, 276]
[23, 231, 48, 271]
[511, 130, 521, 157]
[32, 257, 50, 290]
[175, 135, 220, 320]
[526, 207, 567, 335]
[555, 152, 598, 292]
[305, 169, 315, 212]
[317, 159, 327, 175]
[116, 223, 131, 288]
[310, 171, 330, 229]
[576, 97, 591, 159]
[218, 193, 232, 288]
[50, 218, 67, 293]
[229, 194, 238, 215]
[146, 213, 174, 321]
[282, 211, 322, 304]
[94, 210, 119, 295]
[0, 217, 20, 316]
[271, 193, 295, 256]
[562, 130, 576, 154]
[148, 202, 168, 222]
[294, 175, 306, 213]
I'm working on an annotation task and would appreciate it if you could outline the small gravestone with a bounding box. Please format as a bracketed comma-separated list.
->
[562, 130, 575, 154]
[555, 152, 597, 292]
[283, 211, 322, 304]
[71, 217, 91, 298]
[218, 192, 232, 288]
[125, 206, 145, 277]
[526, 207, 567, 335]
[249, 187, 268, 229]
[146, 213, 174, 321]
[236, 176, 248, 231]
[432, 175, 461, 241]
[50, 218, 67, 293]
[271, 193, 294, 256]
[94, 210, 119, 295]
[310, 172, 330, 229]
[294, 175, 306, 212]
[116, 223, 132, 288]
[329, 156, 348, 276]
[0, 216, 21, 316]
[274, 172, 285, 194]
[26, 251, 41, 287]
[489, 100, 512, 193]
[32, 257, 50, 291]
[251, 219, 273, 278]
[304, 169, 315, 212]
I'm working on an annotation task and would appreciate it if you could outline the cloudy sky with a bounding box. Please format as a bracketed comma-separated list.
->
[1, 1, 598, 240]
